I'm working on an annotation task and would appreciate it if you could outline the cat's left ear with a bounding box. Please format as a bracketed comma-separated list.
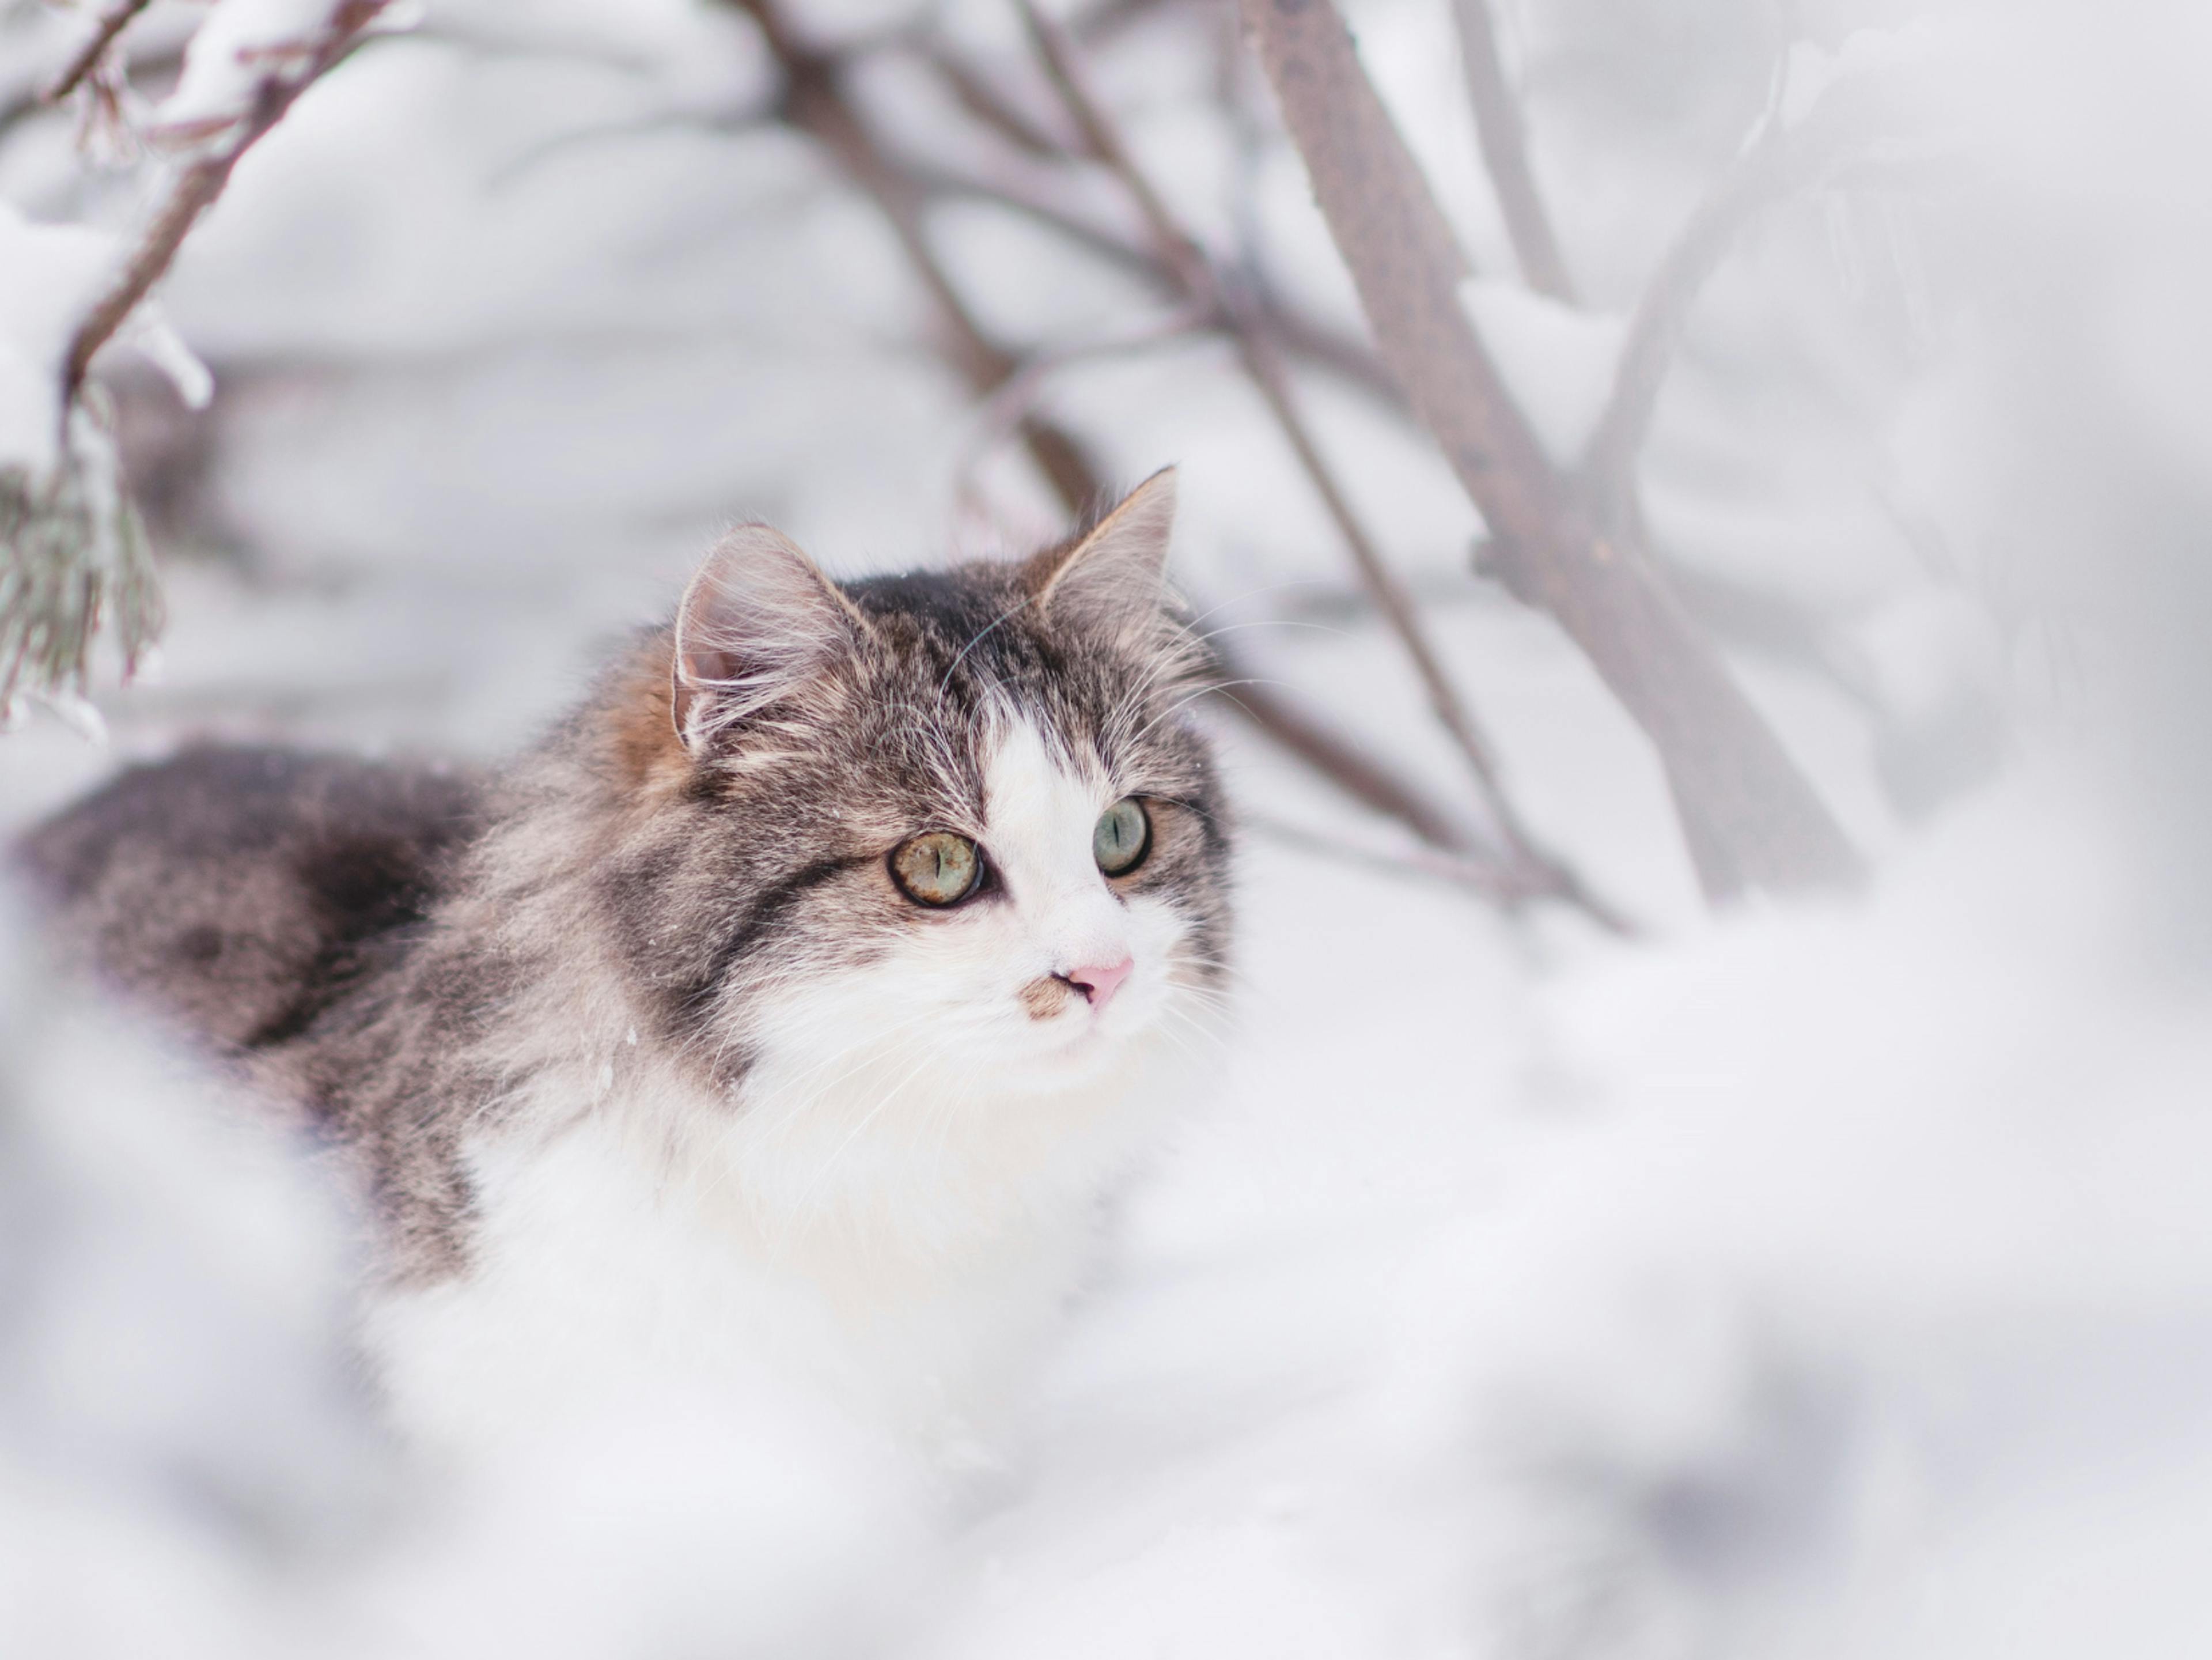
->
[671, 524, 870, 751]
[1029, 468, 1178, 646]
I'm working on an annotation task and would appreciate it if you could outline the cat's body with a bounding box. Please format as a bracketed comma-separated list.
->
[18, 474, 1230, 1463]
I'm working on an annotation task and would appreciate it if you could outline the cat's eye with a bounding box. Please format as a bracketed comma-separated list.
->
[1093, 797, 1151, 878]
[890, 831, 982, 906]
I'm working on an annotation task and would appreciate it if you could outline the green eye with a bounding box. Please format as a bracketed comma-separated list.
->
[1093, 797, 1151, 877]
[890, 831, 982, 906]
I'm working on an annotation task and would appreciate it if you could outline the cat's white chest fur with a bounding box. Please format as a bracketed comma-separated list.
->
[365, 1041, 1177, 1466]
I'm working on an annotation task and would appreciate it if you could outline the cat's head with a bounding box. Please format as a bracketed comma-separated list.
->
[589, 471, 1230, 1126]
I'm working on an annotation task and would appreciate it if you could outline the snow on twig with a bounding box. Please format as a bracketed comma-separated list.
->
[39, 0, 157, 105]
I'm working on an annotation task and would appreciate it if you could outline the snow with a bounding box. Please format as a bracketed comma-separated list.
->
[0, 203, 209, 479]
[18, 754, 2200, 1657]
[0, 203, 118, 475]
[1776, 21, 1950, 134]
[1458, 275, 1627, 466]
[153, 0, 369, 138]
[0, 905, 933, 1660]
[908, 770, 2212, 1658]
[7, 0, 2212, 1653]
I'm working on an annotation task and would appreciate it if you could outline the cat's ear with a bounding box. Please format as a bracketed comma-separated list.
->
[1029, 468, 1178, 645]
[671, 524, 869, 750]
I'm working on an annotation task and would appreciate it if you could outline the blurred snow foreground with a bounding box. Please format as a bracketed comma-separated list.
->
[11, 769, 2212, 1659]
[5, 0, 2212, 1654]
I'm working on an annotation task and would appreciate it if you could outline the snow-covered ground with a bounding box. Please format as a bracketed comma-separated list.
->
[5, 0, 2212, 1654]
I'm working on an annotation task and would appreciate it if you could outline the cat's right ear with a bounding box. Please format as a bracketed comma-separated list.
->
[671, 525, 870, 751]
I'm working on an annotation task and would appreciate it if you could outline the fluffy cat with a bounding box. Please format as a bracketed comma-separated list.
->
[17, 471, 1232, 1465]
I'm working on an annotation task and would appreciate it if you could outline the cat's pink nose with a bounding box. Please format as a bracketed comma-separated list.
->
[1063, 956, 1134, 1012]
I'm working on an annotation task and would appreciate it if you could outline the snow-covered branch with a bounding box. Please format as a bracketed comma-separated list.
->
[1, 0, 395, 721]
[39, 0, 157, 105]
[65, 0, 395, 401]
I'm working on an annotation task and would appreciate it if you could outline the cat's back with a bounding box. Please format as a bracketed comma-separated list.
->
[16, 745, 486, 1054]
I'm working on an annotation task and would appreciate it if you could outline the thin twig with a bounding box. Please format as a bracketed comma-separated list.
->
[901, 149, 1407, 410]
[0, 88, 39, 142]
[1210, 679, 1488, 859]
[1243, 810, 1532, 903]
[1015, 0, 1630, 932]
[40, 0, 157, 104]
[61, 1, 391, 408]
[1450, 0, 1574, 302]
[953, 301, 1214, 515]
[901, 156, 1158, 281]
[7, 42, 184, 145]
[725, 0, 1109, 507]
[919, 41, 1077, 160]
[487, 108, 769, 190]
[1069, 0, 1178, 46]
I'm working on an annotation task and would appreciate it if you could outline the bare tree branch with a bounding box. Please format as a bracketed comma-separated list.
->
[734, 0, 1107, 508]
[1450, 0, 1574, 303]
[1069, 0, 1180, 46]
[1243, 810, 1531, 902]
[919, 42, 1077, 161]
[1211, 680, 1494, 860]
[0, 88, 38, 143]
[1017, 0, 1630, 931]
[953, 302, 1214, 515]
[1238, 0, 1862, 901]
[909, 154, 1406, 410]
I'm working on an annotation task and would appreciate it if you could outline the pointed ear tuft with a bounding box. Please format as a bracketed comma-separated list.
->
[1030, 468, 1179, 645]
[671, 524, 868, 751]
